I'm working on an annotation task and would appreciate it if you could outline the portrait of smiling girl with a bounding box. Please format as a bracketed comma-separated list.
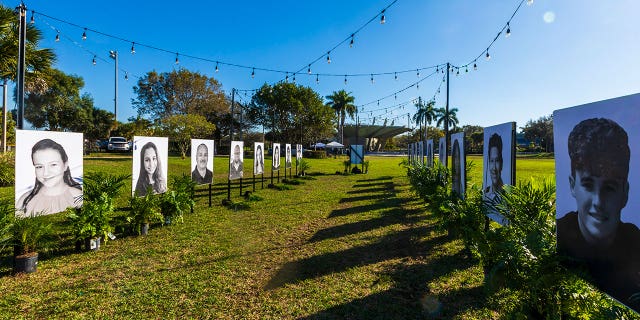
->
[134, 139, 168, 197]
[16, 134, 83, 216]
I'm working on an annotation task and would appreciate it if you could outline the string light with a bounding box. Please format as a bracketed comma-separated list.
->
[474, 62, 478, 70]
[125, 72, 129, 80]
[380, 9, 386, 24]
[316, 74, 319, 84]
[251, 68, 255, 78]
[82, 28, 87, 40]
[215, 62, 219, 72]
[307, 65, 311, 74]
[485, 49, 491, 60]
[326, 52, 331, 64]
[55, 32, 60, 42]
[344, 75, 347, 85]
[175, 53, 180, 64]
[285, 73, 289, 82]
[416, 69, 420, 77]
[30, 11, 34, 24]
[92, 55, 96, 65]
[506, 23, 511, 37]
[350, 34, 354, 48]
[527, 0, 533, 5]
[293, 74, 296, 82]
[394, 72, 398, 80]
[370, 74, 375, 84]
[131, 42, 136, 54]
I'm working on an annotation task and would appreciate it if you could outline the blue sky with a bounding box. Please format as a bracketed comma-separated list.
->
[4, 0, 640, 130]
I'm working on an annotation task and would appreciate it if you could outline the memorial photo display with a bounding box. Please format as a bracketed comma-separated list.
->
[229, 141, 244, 180]
[450, 132, 466, 199]
[132, 136, 169, 197]
[272, 143, 280, 171]
[254, 142, 265, 175]
[15, 130, 83, 217]
[285, 144, 292, 169]
[554, 93, 640, 312]
[426, 139, 434, 167]
[190, 139, 214, 185]
[482, 122, 515, 225]
[438, 137, 446, 165]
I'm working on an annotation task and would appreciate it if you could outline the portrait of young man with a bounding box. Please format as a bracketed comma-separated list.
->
[554, 94, 640, 311]
[229, 141, 244, 180]
[482, 122, 515, 225]
[272, 143, 280, 171]
[426, 139, 433, 167]
[451, 132, 465, 199]
[191, 139, 214, 185]
[285, 144, 292, 169]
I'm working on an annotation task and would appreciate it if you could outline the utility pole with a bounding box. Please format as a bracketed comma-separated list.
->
[109, 50, 118, 127]
[16, 3, 27, 130]
[1, 80, 7, 152]
[230, 88, 235, 142]
[444, 62, 450, 167]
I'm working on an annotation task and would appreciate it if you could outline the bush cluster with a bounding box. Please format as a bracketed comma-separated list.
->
[0, 151, 14, 187]
[406, 162, 638, 318]
[303, 150, 326, 159]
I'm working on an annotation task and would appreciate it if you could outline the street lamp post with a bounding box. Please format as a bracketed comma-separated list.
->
[109, 50, 118, 127]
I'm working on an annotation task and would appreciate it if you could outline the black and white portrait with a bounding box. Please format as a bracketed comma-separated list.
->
[438, 137, 446, 166]
[554, 93, 640, 311]
[254, 142, 265, 175]
[15, 130, 83, 217]
[272, 143, 280, 171]
[418, 141, 424, 165]
[285, 144, 292, 169]
[451, 132, 466, 199]
[296, 144, 303, 161]
[229, 141, 244, 180]
[482, 122, 515, 225]
[426, 139, 434, 167]
[132, 136, 168, 197]
[191, 139, 214, 185]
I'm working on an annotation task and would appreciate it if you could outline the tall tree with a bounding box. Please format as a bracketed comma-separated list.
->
[249, 83, 334, 145]
[325, 90, 356, 144]
[521, 115, 554, 152]
[412, 98, 436, 141]
[0, 5, 55, 81]
[24, 68, 92, 131]
[435, 107, 459, 131]
[132, 68, 228, 127]
[158, 114, 216, 158]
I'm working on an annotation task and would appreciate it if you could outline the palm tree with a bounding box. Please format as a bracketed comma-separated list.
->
[412, 99, 436, 141]
[325, 90, 356, 144]
[435, 107, 459, 131]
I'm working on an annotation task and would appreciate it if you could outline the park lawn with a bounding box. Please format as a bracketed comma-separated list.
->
[0, 154, 621, 319]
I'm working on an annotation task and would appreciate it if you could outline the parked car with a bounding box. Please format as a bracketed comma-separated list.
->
[107, 137, 130, 152]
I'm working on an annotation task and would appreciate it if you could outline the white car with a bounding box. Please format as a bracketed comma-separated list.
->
[107, 137, 130, 152]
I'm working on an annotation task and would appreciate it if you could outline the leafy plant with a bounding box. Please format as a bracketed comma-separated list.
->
[128, 190, 162, 235]
[83, 171, 130, 201]
[362, 160, 370, 173]
[12, 212, 54, 256]
[159, 174, 196, 224]
[0, 151, 15, 187]
[342, 160, 352, 173]
[0, 198, 15, 252]
[297, 158, 311, 176]
[67, 193, 114, 242]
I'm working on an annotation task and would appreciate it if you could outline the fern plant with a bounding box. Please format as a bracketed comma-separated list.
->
[67, 193, 114, 243]
[128, 190, 162, 235]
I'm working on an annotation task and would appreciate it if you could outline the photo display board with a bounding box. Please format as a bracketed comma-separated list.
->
[418, 141, 424, 165]
[350, 145, 364, 165]
[229, 141, 244, 180]
[438, 137, 446, 166]
[426, 139, 434, 167]
[254, 142, 265, 175]
[482, 122, 516, 225]
[285, 144, 292, 169]
[15, 130, 83, 217]
[554, 93, 640, 312]
[451, 132, 466, 199]
[272, 143, 280, 171]
[190, 139, 214, 185]
[132, 136, 169, 197]
[296, 144, 303, 161]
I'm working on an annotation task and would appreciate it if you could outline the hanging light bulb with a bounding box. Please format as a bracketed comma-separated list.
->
[293, 74, 296, 82]
[377, 100, 380, 106]
[316, 74, 319, 84]
[286, 73, 289, 82]
[370, 74, 374, 84]
[92, 55, 96, 65]
[29, 11, 34, 24]
[82, 28, 87, 40]
[307, 65, 311, 74]
[327, 51, 331, 64]
[527, 0, 533, 5]
[350, 34, 354, 48]
[131, 42, 136, 54]
[394, 93, 397, 100]
[505, 23, 511, 38]
[55, 32, 60, 42]
[251, 68, 255, 78]
[473, 62, 478, 70]
[344, 75, 347, 85]
[416, 83, 420, 90]
[465, 66, 468, 73]
[380, 10, 386, 24]
[456, 69, 459, 76]
[175, 53, 180, 64]
[436, 66, 439, 73]
[125, 72, 129, 80]
[215, 62, 219, 73]
[416, 69, 420, 77]
[394, 72, 398, 81]
[485, 49, 491, 60]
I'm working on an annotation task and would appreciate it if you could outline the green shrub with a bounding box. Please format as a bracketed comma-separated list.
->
[83, 171, 130, 201]
[0, 151, 15, 187]
[297, 158, 311, 175]
[128, 191, 162, 235]
[304, 150, 326, 159]
[67, 193, 114, 242]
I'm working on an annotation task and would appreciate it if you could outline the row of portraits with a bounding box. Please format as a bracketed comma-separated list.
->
[14, 133, 303, 216]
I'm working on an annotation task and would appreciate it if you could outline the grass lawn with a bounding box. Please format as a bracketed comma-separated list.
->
[0, 153, 627, 318]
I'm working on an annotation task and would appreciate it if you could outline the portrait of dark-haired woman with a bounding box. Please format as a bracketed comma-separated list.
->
[135, 141, 167, 196]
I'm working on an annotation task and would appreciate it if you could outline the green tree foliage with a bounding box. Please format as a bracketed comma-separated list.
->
[412, 98, 436, 140]
[0, 5, 55, 81]
[158, 114, 216, 158]
[132, 68, 228, 125]
[24, 68, 108, 132]
[248, 83, 334, 145]
[325, 90, 356, 144]
[462, 125, 483, 154]
[113, 116, 155, 140]
[521, 115, 553, 152]
[435, 107, 459, 130]
[0, 114, 15, 146]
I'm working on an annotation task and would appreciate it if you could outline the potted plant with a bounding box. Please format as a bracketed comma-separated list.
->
[67, 193, 114, 251]
[297, 159, 311, 177]
[128, 190, 162, 235]
[11, 212, 54, 274]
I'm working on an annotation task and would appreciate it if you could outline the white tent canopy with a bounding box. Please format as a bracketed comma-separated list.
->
[311, 142, 326, 148]
[325, 141, 344, 149]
